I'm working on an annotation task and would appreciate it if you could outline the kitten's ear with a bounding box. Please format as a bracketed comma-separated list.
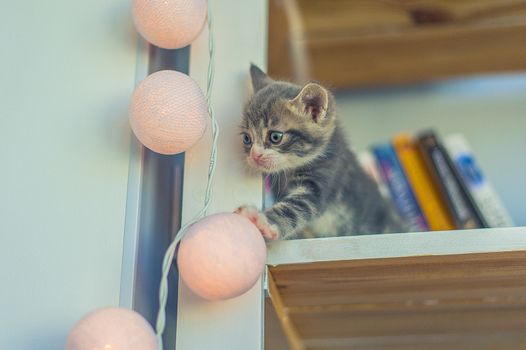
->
[290, 83, 329, 123]
[250, 64, 273, 92]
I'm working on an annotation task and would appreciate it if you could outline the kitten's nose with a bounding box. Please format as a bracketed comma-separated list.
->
[251, 151, 264, 164]
[251, 149, 262, 159]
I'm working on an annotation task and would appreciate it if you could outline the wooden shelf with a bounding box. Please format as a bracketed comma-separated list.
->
[268, 0, 526, 89]
[265, 228, 526, 350]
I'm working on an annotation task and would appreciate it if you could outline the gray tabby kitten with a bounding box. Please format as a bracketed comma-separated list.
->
[236, 65, 403, 240]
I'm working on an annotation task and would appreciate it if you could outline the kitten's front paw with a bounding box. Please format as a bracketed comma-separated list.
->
[235, 205, 280, 240]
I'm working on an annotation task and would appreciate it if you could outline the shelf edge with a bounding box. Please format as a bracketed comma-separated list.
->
[267, 227, 526, 266]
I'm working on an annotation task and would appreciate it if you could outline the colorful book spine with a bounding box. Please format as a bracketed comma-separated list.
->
[444, 134, 514, 228]
[372, 143, 429, 232]
[263, 175, 275, 209]
[358, 150, 391, 201]
[417, 131, 484, 230]
[392, 133, 455, 231]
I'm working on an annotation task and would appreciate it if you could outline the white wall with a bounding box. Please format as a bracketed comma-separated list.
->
[335, 74, 526, 226]
[176, 0, 267, 349]
[0, 1, 142, 348]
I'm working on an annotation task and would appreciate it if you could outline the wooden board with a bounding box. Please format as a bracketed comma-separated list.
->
[267, 251, 526, 350]
[268, 0, 526, 89]
[265, 297, 294, 350]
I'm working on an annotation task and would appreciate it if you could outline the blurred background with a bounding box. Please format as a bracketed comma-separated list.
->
[265, 5, 526, 350]
[267, 0, 526, 227]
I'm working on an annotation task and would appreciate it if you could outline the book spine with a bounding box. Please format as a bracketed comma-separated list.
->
[357, 150, 392, 201]
[444, 134, 514, 228]
[417, 131, 483, 229]
[392, 134, 455, 231]
[263, 175, 275, 209]
[372, 144, 428, 232]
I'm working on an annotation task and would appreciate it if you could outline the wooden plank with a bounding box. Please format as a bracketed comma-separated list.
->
[269, 250, 526, 349]
[292, 307, 526, 338]
[268, 0, 296, 81]
[298, 0, 526, 39]
[303, 333, 526, 350]
[267, 271, 305, 350]
[306, 23, 526, 88]
[272, 251, 526, 308]
[268, 0, 526, 88]
[265, 297, 292, 350]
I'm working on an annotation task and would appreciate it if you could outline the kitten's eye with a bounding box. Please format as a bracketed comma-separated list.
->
[269, 131, 284, 144]
[242, 133, 252, 145]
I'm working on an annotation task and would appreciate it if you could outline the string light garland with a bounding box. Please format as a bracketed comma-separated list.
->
[132, 0, 208, 49]
[153, 7, 219, 346]
[67, 3, 266, 350]
[66, 308, 157, 350]
[177, 213, 266, 301]
[154, 5, 266, 347]
[129, 69, 208, 155]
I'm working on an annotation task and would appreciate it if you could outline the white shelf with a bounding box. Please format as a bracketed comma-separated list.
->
[267, 227, 526, 266]
[265, 228, 526, 350]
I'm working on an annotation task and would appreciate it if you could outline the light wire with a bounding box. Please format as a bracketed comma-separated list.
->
[154, 6, 217, 349]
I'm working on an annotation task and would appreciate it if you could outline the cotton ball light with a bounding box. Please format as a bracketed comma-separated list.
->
[129, 70, 208, 155]
[177, 213, 267, 301]
[65, 307, 157, 350]
[132, 0, 207, 49]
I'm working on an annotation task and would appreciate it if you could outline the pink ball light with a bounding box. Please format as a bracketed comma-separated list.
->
[177, 213, 267, 301]
[129, 70, 208, 155]
[65, 307, 157, 350]
[132, 0, 207, 49]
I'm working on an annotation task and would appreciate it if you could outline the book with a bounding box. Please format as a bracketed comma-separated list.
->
[372, 143, 429, 232]
[392, 133, 455, 231]
[417, 131, 484, 230]
[263, 175, 275, 209]
[358, 150, 391, 201]
[444, 133, 514, 228]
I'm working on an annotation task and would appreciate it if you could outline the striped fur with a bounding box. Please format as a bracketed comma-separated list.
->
[239, 65, 403, 239]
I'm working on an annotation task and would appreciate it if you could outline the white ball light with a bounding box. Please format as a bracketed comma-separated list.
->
[66, 307, 157, 350]
[132, 0, 208, 49]
[129, 70, 208, 155]
[177, 213, 267, 301]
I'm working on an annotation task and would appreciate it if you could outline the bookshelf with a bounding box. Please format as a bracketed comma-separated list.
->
[265, 229, 526, 350]
[268, 0, 526, 89]
[334, 74, 526, 227]
[263, 80, 526, 348]
[265, 1, 526, 349]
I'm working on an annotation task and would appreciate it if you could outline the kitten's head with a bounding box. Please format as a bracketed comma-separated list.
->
[241, 65, 336, 174]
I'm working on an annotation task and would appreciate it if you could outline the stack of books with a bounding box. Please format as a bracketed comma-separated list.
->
[360, 131, 514, 232]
